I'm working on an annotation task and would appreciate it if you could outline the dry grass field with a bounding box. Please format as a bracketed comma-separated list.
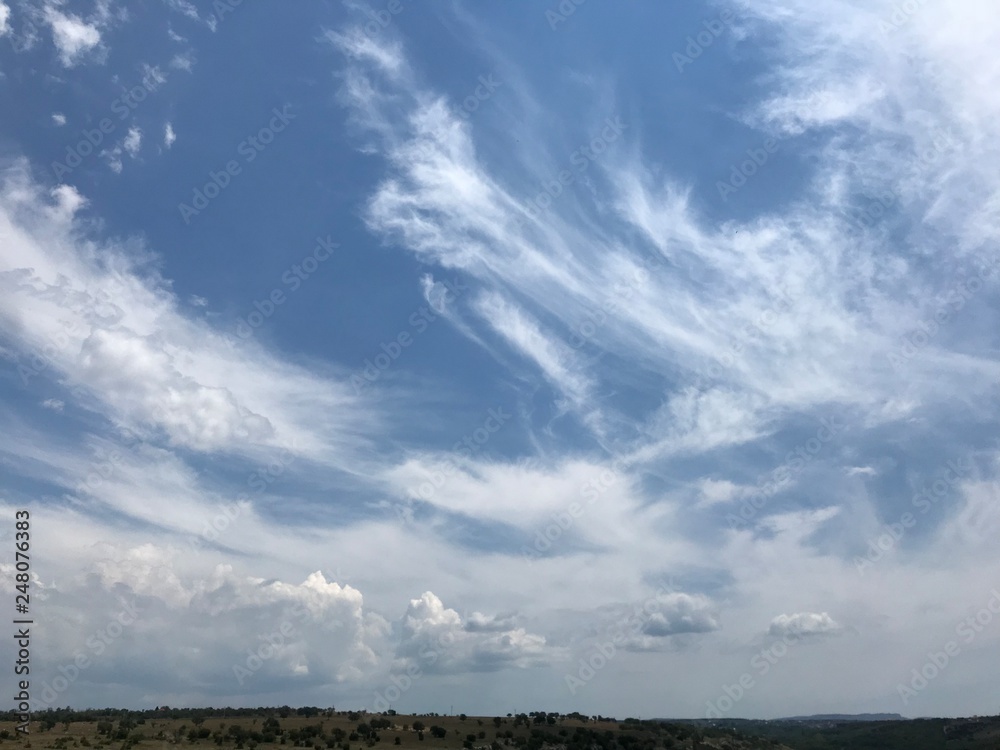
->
[6, 710, 1000, 750]
[0, 712, 780, 750]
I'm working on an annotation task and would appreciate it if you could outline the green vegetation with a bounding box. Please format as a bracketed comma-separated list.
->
[1, 708, 998, 750]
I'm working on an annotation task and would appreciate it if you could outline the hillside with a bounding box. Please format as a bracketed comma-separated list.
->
[4, 710, 1000, 750]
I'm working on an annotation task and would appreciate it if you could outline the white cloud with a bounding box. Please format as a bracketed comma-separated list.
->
[474, 292, 597, 423]
[768, 611, 843, 638]
[170, 51, 195, 71]
[696, 478, 743, 507]
[101, 146, 123, 173]
[43, 5, 101, 67]
[339, 10, 1000, 467]
[325, 27, 404, 75]
[164, 122, 176, 148]
[464, 611, 519, 632]
[0, 548, 390, 697]
[2, 0, 1000, 718]
[123, 126, 142, 157]
[0, 163, 374, 463]
[41, 398, 64, 411]
[0, 2, 9, 37]
[49, 183, 86, 220]
[640, 593, 720, 637]
[395, 591, 548, 673]
[164, 0, 200, 23]
[51, 112, 66, 126]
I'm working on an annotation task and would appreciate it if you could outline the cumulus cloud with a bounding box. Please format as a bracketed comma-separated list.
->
[464, 611, 519, 632]
[3, 0, 1000, 717]
[164, 122, 176, 148]
[0, 2, 9, 37]
[768, 612, 842, 639]
[0, 549, 390, 700]
[395, 592, 548, 673]
[43, 5, 102, 66]
[51, 112, 66, 126]
[641, 593, 720, 637]
[123, 126, 142, 157]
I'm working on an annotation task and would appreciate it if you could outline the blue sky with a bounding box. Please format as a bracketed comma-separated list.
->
[2, 0, 1000, 721]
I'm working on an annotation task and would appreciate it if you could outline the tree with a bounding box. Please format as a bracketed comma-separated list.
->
[263, 718, 281, 734]
[411, 723, 425, 733]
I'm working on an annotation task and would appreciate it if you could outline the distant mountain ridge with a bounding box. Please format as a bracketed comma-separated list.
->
[778, 713, 906, 722]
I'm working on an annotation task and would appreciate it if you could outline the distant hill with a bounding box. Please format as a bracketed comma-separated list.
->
[778, 713, 906, 722]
